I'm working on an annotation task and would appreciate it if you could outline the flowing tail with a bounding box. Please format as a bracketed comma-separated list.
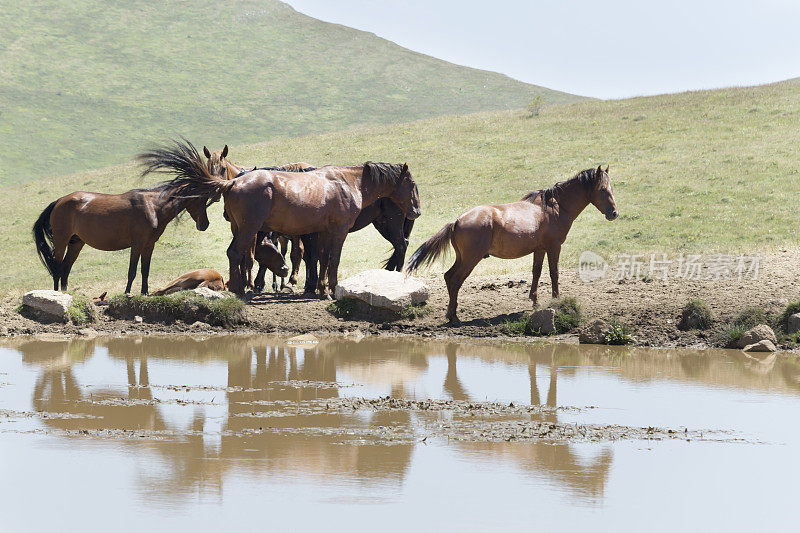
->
[33, 201, 59, 280]
[404, 221, 455, 274]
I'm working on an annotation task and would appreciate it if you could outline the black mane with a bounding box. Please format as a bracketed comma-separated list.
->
[523, 168, 599, 205]
[363, 161, 406, 186]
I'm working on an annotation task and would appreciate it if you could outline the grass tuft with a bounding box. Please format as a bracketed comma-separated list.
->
[777, 300, 800, 333]
[679, 299, 713, 330]
[326, 298, 358, 319]
[399, 303, 432, 319]
[66, 294, 92, 325]
[107, 291, 244, 326]
[603, 319, 635, 345]
[551, 297, 582, 333]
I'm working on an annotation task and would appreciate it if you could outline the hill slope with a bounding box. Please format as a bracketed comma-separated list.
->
[2, 80, 798, 294]
[0, 0, 578, 183]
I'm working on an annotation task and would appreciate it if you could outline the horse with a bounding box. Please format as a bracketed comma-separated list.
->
[252, 232, 300, 293]
[32, 173, 215, 294]
[404, 166, 619, 324]
[139, 139, 421, 297]
[151, 268, 228, 295]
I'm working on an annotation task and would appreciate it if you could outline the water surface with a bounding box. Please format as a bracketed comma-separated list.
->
[1, 335, 799, 532]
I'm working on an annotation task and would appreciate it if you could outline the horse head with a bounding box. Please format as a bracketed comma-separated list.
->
[589, 165, 619, 221]
[366, 162, 421, 220]
[203, 145, 229, 179]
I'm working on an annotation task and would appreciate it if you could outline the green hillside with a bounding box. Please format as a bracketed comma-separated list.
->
[2, 79, 798, 294]
[0, 0, 578, 183]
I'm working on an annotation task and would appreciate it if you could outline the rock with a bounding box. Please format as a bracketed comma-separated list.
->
[737, 324, 777, 349]
[22, 290, 73, 321]
[133, 315, 143, 324]
[579, 319, 610, 344]
[193, 287, 231, 300]
[78, 327, 98, 337]
[788, 313, 800, 334]
[334, 269, 429, 312]
[190, 321, 211, 329]
[742, 339, 777, 353]
[529, 308, 556, 335]
[345, 329, 366, 342]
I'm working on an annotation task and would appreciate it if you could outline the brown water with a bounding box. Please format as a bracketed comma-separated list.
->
[1, 335, 799, 532]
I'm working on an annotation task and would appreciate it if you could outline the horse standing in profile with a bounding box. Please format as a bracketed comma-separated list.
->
[145, 140, 422, 296]
[32, 157, 219, 294]
[405, 166, 619, 324]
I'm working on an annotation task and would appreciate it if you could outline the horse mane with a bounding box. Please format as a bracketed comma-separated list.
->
[522, 168, 600, 205]
[137, 138, 231, 200]
[363, 161, 406, 186]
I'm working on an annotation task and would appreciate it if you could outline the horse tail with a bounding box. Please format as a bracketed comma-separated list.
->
[137, 137, 234, 200]
[404, 221, 455, 275]
[33, 200, 58, 279]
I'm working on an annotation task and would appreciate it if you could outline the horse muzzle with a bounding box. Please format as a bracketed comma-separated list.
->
[196, 219, 210, 231]
[407, 207, 422, 220]
[606, 209, 619, 221]
[278, 265, 290, 277]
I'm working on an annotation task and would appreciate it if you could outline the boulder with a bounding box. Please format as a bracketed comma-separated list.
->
[193, 287, 231, 300]
[788, 313, 800, 335]
[737, 324, 777, 349]
[529, 308, 556, 335]
[22, 290, 73, 321]
[334, 270, 429, 312]
[579, 319, 610, 345]
[742, 339, 777, 353]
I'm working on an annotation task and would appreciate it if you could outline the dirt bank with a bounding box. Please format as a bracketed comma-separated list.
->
[2, 250, 799, 349]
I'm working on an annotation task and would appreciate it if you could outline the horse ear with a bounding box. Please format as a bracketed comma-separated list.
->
[401, 163, 409, 176]
[605, 165, 609, 174]
[596, 165, 602, 176]
[203, 146, 211, 158]
[221, 145, 228, 158]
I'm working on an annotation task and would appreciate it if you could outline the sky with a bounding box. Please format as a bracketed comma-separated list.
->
[285, 0, 800, 99]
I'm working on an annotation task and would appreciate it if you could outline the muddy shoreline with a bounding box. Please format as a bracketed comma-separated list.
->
[2, 251, 800, 351]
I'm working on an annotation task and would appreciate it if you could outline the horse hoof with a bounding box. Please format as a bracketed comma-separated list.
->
[447, 317, 461, 327]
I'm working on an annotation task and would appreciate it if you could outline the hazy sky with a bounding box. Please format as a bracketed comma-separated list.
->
[286, 0, 800, 99]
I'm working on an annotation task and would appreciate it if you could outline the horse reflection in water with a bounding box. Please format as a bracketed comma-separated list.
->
[18, 336, 623, 500]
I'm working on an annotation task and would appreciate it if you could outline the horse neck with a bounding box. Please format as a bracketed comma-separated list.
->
[153, 194, 190, 226]
[550, 179, 591, 224]
[224, 160, 243, 180]
[355, 168, 393, 208]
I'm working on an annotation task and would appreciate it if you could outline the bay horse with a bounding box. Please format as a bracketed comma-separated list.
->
[152, 268, 227, 295]
[32, 176, 215, 294]
[405, 166, 619, 324]
[252, 232, 298, 293]
[139, 139, 421, 297]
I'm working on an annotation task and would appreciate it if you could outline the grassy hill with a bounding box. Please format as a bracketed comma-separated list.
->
[0, 0, 578, 183]
[1, 79, 798, 294]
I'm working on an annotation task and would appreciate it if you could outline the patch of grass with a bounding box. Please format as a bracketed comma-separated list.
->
[503, 317, 529, 336]
[785, 331, 800, 346]
[107, 291, 244, 326]
[552, 297, 581, 333]
[66, 293, 92, 325]
[731, 307, 767, 329]
[777, 300, 800, 332]
[327, 298, 358, 319]
[399, 303, 432, 319]
[603, 319, 636, 345]
[679, 299, 713, 330]
[721, 325, 747, 348]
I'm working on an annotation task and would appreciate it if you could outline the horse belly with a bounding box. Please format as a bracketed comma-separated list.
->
[488, 216, 542, 259]
[69, 199, 134, 251]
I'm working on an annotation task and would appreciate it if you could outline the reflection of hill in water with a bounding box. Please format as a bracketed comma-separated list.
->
[5, 334, 800, 504]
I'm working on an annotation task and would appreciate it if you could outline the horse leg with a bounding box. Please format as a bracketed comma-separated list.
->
[528, 249, 545, 306]
[547, 245, 561, 299]
[140, 244, 155, 295]
[254, 264, 267, 293]
[300, 233, 319, 295]
[227, 224, 260, 296]
[50, 230, 71, 291]
[125, 246, 142, 294]
[443, 227, 487, 325]
[272, 272, 278, 292]
[59, 238, 85, 291]
[289, 237, 303, 286]
[316, 234, 333, 299]
[325, 231, 349, 296]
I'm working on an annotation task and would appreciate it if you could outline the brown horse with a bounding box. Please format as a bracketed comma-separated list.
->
[141, 140, 421, 297]
[405, 166, 619, 324]
[151, 268, 228, 295]
[32, 177, 214, 294]
[253, 232, 297, 293]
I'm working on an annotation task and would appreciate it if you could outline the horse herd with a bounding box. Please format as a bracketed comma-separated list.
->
[33, 139, 619, 324]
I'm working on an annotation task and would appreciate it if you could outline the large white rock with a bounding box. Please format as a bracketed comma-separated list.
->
[22, 290, 73, 320]
[334, 270, 429, 312]
[193, 287, 231, 300]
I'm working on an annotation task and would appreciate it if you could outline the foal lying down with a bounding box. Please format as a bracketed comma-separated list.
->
[405, 166, 619, 325]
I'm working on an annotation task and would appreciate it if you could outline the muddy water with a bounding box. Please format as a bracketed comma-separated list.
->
[1, 336, 799, 532]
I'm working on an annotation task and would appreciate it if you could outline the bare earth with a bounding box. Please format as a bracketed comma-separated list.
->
[2, 250, 799, 348]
